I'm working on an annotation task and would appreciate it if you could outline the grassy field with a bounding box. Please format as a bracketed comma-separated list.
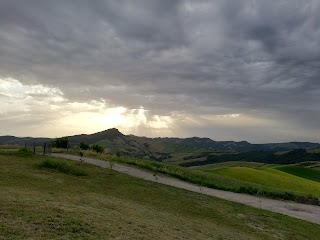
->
[208, 167, 320, 196]
[276, 166, 320, 183]
[1, 152, 320, 239]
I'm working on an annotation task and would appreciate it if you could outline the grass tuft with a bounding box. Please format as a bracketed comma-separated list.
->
[37, 159, 88, 176]
[17, 148, 34, 157]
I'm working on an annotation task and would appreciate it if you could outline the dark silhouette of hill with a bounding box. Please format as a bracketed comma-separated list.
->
[67, 128, 125, 145]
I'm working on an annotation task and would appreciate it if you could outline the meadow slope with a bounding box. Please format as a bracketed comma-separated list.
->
[1, 152, 320, 239]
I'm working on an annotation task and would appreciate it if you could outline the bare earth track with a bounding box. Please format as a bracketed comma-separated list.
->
[51, 153, 320, 225]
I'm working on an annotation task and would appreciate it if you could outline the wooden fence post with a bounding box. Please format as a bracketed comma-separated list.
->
[43, 143, 46, 155]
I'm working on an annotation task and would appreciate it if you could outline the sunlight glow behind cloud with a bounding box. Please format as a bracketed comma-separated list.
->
[0, 78, 176, 137]
[0, 77, 318, 142]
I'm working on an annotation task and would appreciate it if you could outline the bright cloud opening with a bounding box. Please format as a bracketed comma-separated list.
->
[0, 78, 175, 137]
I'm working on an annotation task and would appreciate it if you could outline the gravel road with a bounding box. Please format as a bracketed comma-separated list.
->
[51, 153, 320, 225]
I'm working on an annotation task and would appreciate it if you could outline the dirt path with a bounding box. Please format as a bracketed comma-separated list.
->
[51, 153, 320, 225]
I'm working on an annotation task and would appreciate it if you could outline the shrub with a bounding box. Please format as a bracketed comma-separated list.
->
[80, 141, 89, 150]
[92, 144, 104, 153]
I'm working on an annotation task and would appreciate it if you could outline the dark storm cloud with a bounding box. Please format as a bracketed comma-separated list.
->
[0, 0, 320, 141]
[93, 0, 186, 49]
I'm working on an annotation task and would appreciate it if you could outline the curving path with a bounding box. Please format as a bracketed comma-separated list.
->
[50, 153, 320, 225]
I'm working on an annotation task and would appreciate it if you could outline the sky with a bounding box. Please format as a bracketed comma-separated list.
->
[0, 0, 320, 143]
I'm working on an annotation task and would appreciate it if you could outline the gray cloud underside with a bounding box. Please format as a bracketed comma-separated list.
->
[1, 0, 320, 140]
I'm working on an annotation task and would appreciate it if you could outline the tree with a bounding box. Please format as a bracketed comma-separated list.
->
[53, 137, 69, 149]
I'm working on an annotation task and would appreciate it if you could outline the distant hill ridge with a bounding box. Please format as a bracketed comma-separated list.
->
[1, 129, 320, 159]
[150, 136, 320, 152]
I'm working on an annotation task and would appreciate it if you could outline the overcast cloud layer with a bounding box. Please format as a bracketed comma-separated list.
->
[0, 0, 320, 142]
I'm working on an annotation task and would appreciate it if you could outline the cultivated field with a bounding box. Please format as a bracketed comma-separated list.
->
[208, 167, 320, 196]
[277, 166, 320, 183]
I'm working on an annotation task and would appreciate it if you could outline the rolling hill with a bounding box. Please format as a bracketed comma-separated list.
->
[1, 128, 320, 161]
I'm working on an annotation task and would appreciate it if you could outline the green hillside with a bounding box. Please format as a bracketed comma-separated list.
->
[276, 166, 320, 183]
[208, 167, 320, 196]
[1, 152, 320, 239]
